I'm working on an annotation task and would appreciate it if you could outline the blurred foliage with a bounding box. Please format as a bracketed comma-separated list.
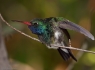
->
[0, 0, 95, 70]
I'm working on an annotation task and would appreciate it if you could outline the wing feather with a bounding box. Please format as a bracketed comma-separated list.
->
[58, 20, 94, 40]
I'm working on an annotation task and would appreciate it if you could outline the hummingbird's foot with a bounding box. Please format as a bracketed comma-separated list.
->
[49, 47, 58, 49]
[46, 44, 58, 49]
[69, 39, 71, 47]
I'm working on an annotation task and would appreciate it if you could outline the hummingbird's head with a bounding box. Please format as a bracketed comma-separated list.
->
[12, 19, 46, 35]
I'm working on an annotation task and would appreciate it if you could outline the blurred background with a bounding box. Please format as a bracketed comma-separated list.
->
[0, 0, 95, 70]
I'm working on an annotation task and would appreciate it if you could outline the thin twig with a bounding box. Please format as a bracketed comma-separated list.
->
[0, 14, 12, 70]
[0, 13, 95, 54]
[52, 44, 95, 54]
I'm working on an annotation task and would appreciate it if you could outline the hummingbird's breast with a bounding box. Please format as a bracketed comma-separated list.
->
[54, 31, 62, 40]
[51, 27, 64, 46]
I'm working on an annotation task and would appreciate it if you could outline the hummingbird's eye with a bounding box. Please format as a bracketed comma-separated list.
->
[33, 22, 39, 27]
[33, 22, 38, 25]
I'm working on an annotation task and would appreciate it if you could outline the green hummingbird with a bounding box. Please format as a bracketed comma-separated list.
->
[12, 17, 94, 61]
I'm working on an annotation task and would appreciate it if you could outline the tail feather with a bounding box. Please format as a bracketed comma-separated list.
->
[68, 49, 77, 61]
[58, 48, 77, 61]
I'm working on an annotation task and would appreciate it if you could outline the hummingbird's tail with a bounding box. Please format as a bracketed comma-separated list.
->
[57, 48, 77, 61]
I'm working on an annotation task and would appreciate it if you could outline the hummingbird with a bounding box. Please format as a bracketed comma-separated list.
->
[12, 17, 94, 61]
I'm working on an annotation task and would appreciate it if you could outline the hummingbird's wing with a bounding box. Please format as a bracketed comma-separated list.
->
[60, 28, 71, 39]
[58, 20, 94, 40]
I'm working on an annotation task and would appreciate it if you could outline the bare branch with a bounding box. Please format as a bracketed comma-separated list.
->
[0, 14, 12, 70]
[52, 44, 95, 54]
[0, 13, 95, 54]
